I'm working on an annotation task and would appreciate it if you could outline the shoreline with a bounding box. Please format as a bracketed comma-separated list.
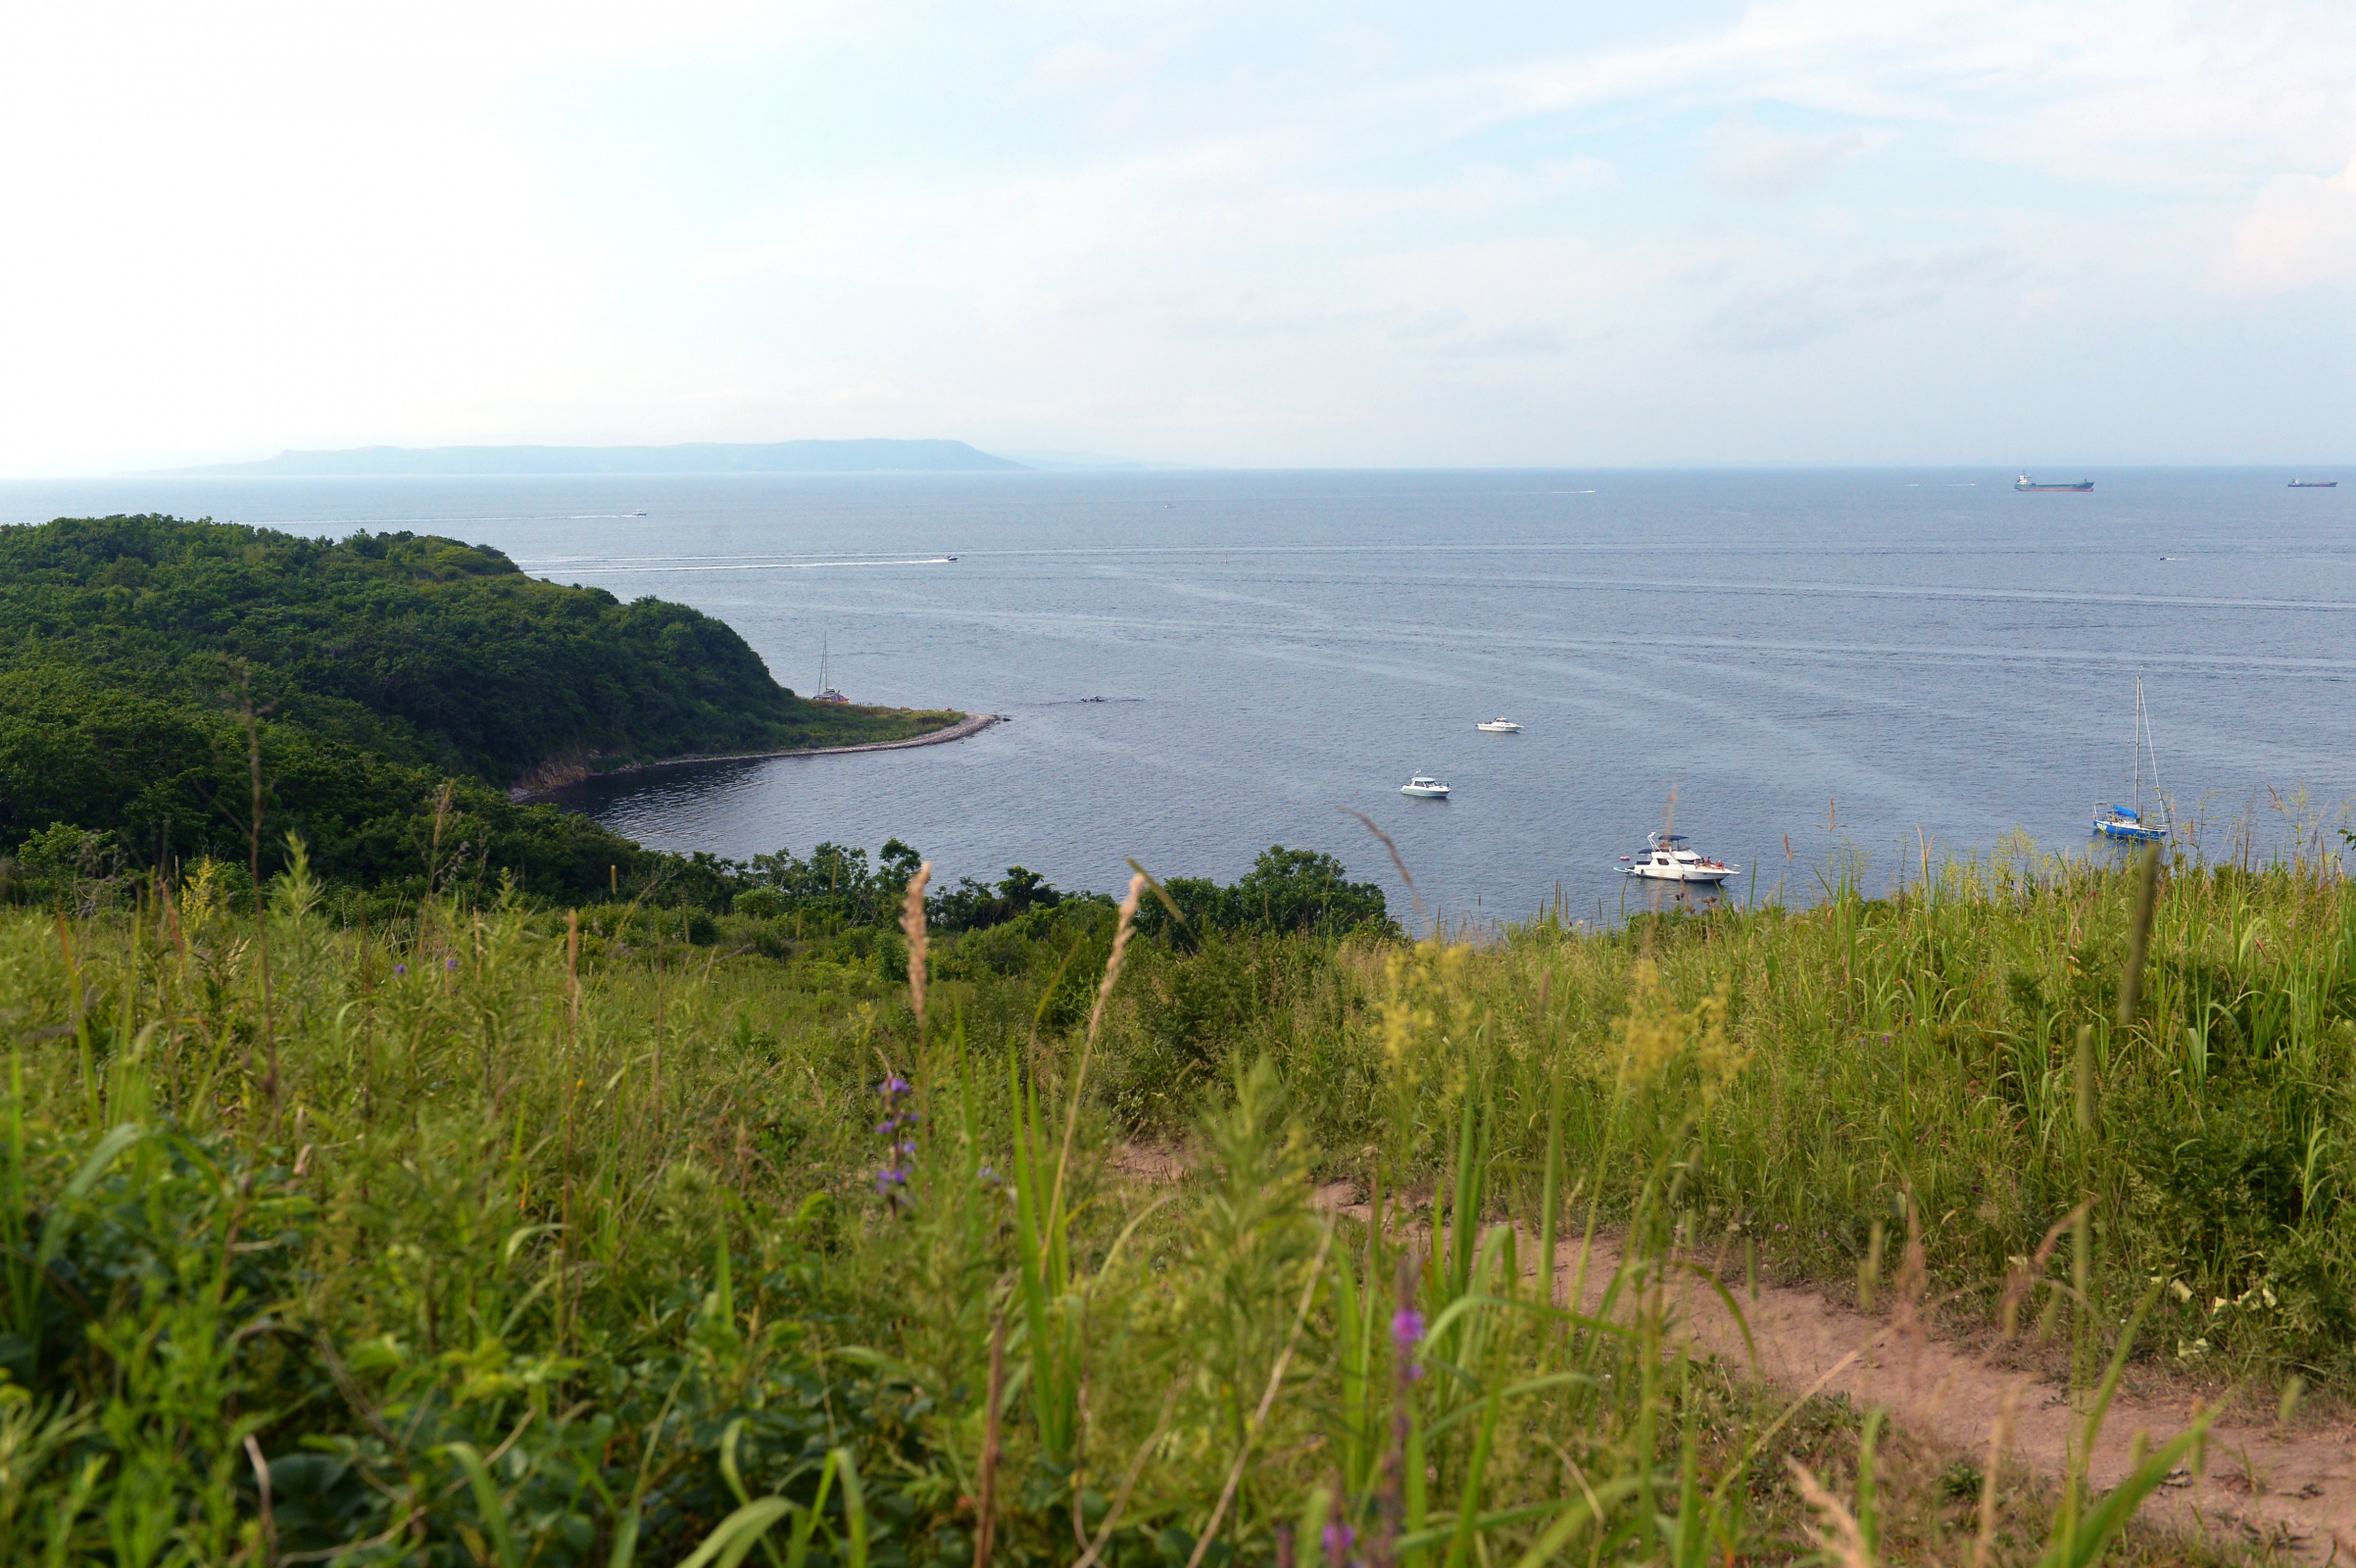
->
[509, 711, 1005, 803]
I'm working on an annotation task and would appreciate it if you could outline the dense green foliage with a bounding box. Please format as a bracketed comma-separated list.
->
[0, 836, 2321, 1565]
[1137, 846, 1391, 942]
[0, 514, 953, 782]
[0, 514, 958, 902]
[721, 842, 1392, 944]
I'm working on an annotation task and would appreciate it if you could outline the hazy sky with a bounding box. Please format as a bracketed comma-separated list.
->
[6, 1, 2352, 473]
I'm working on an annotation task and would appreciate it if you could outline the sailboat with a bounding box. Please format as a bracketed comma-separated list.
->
[811, 635, 851, 706]
[2091, 676, 2169, 843]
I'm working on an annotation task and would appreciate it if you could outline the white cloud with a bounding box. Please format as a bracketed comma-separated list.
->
[2216, 157, 2356, 293]
[1470, 0, 2356, 192]
[1706, 115, 1881, 197]
[1696, 247, 2020, 351]
[3, 0, 2355, 470]
[1027, 39, 1163, 96]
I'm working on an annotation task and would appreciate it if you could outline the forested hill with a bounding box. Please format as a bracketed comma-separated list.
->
[0, 514, 953, 782]
[0, 514, 958, 899]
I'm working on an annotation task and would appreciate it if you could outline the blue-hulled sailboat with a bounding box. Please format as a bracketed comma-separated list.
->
[2092, 676, 2170, 843]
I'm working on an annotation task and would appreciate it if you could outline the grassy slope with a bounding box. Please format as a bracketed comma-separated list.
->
[1135, 847, 2356, 1382]
[0, 849, 2340, 1563]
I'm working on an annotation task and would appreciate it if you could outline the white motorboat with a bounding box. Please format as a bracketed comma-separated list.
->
[1619, 831, 1736, 883]
[1475, 718, 1523, 733]
[1400, 775, 1451, 799]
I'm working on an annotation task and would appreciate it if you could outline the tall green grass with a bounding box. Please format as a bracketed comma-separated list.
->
[1116, 843, 2356, 1388]
[0, 835, 2328, 1563]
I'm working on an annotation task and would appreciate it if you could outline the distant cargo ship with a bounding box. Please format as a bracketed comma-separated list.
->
[2289, 479, 2338, 488]
[2016, 474, 2094, 491]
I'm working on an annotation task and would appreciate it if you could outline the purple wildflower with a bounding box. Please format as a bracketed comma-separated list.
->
[446, 957, 460, 972]
[393, 963, 407, 977]
[874, 1073, 916, 1212]
[1322, 1521, 1355, 1564]
[1392, 1304, 1426, 1383]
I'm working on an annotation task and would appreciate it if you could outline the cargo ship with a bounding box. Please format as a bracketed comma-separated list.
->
[2289, 479, 2338, 488]
[2016, 474, 2093, 491]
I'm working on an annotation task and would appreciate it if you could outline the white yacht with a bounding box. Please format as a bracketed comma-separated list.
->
[1475, 718, 1523, 733]
[1400, 775, 1451, 799]
[1619, 832, 1736, 884]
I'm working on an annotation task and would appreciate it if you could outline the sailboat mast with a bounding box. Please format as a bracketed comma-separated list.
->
[2131, 675, 2142, 818]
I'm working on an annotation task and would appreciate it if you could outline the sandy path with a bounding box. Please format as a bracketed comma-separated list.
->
[1293, 1182, 2355, 1559]
[1565, 1229, 2345, 1557]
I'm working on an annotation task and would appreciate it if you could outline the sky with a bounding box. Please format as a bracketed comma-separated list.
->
[3, 0, 2352, 473]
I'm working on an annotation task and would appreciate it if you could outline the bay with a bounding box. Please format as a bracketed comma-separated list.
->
[6, 467, 2350, 924]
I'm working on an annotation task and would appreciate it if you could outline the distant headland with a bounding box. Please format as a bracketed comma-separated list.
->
[147, 438, 1026, 476]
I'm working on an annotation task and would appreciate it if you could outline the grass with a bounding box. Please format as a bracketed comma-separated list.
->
[1156, 838, 2356, 1390]
[0, 832, 2343, 1564]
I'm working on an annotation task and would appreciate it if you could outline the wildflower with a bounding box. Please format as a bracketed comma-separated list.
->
[874, 1073, 916, 1213]
[393, 963, 407, 976]
[446, 957, 460, 972]
[1322, 1521, 1355, 1564]
[1392, 1305, 1426, 1382]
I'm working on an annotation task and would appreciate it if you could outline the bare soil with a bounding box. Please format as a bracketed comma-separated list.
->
[1106, 1144, 2356, 1562]
[1541, 1226, 2350, 1560]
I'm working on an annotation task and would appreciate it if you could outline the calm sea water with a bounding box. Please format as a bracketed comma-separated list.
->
[7, 469, 2351, 924]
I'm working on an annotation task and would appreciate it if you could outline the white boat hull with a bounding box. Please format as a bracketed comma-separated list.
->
[1400, 785, 1450, 798]
[1622, 863, 1735, 884]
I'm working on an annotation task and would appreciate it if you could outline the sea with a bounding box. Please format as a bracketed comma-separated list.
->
[5, 468, 2350, 927]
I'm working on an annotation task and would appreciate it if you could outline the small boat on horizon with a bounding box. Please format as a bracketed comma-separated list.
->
[1620, 832, 1736, 884]
[1400, 775, 1451, 799]
[1475, 717, 1523, 733]
[2091, 675, 2170, 843]
[2289, 479, 2338, 488]
[2016, 474, 2094, 492]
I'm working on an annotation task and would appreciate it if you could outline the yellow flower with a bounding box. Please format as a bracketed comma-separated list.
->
[1609, 961, 1742, 1097]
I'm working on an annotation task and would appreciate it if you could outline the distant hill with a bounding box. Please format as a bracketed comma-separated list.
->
[154, 439, 1026, 476]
